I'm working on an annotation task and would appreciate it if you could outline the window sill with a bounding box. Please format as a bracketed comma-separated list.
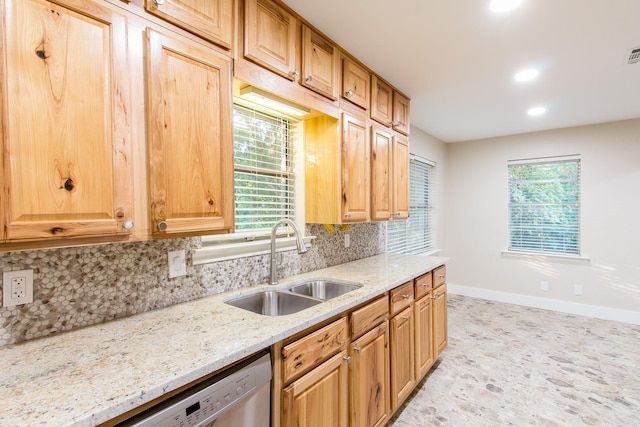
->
[193, 235, 316, 265]
[501, 249, 590, 263]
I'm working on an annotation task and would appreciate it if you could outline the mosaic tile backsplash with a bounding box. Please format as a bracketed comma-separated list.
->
[0, 223, 385, 346]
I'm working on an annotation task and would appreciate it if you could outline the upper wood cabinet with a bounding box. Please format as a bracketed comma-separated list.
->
[144, 0, 235, 49]
[371, 75, 411, 135]
[145, 28, 234, 237]
[305, 111, 370, 224]
[244, 0, 298, 80]
[0, 0, 134, 242]
[342, 57, 370, 109]
[392, 133, 410, 219]
[301, 25, 339, 100]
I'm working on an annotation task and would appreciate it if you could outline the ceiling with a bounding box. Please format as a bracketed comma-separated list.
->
[282, 0, 640, 142]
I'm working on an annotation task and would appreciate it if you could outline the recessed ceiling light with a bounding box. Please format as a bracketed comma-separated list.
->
[527, 106, 546, 116]
[490, 0, 523, 13]
[514, 68, 539, 82]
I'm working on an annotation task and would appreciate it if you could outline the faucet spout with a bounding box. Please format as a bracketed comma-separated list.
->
[270, 219, 307, 285]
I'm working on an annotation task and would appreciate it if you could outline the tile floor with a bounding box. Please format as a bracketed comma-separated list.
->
[389, 295, 640, 426]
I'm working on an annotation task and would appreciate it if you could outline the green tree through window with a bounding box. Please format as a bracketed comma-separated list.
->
[508, 157, 580, 255]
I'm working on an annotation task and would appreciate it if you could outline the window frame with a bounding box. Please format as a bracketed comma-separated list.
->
[506, 155, 582, 257]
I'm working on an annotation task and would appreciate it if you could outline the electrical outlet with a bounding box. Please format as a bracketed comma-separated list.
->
[3, 269, 34, 307]
[168, 250, 187, 278]
[540, 281, 549, 291]
[574, 284, 583, 296]
[344, 234, 350, 248]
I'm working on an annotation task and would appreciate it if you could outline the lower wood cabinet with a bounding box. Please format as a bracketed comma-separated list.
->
[389, 305, 415, 411]
[275, 264, 447, 426]
[282, 350, 349, 427]
[350, 321, 390, 427]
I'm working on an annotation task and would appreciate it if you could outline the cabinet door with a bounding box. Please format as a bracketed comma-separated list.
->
[146, 29, 234, 236]
[1, 0, 132, 241]
[341, 113, 369, 222]
[370, 126, 392, 221]
[370, 75, 393, 127]
[282, 351, 349, 427]
[392, 134, 410, 219]
[350, 322, 390, 427]
[392, 91, 410, 135]
[245, 0, 298, 80]
[433, 284, 448, 358]
[342, 58, 370, 109]
[145, 0, 234, 49]
[415, 294, 435, 380]
[301, 25, 338, 100]
[389, 306, 415, 411]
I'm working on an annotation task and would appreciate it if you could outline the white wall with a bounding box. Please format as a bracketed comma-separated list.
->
[409, 125, 448, 252]
[444, 118, 640, 320]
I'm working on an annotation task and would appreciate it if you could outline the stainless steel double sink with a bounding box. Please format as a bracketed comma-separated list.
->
[225, 280, 362, 316]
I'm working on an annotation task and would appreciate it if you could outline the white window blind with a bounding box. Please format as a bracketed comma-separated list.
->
[508, 156, 581, 255]
[233, 104, 295, 232]
[387, 156, 435, 254]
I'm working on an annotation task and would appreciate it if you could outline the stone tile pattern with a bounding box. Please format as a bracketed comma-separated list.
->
[0, 223, 385, 346]
[390, 295, 640, 427]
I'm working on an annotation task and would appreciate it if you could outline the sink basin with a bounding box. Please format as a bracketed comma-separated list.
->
[288, 280, 361, 301]
[226, 291, 321, 316]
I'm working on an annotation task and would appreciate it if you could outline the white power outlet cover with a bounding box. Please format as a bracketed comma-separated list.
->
[344, 234, 350, 248]
[3, 269, 34, 307]
[168, 250, 187, 278]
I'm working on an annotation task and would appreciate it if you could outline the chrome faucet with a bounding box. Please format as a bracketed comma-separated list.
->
[270, 219, 308, 285]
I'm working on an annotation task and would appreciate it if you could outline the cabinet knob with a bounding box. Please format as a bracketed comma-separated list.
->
[402, 315, 411, 321]
[153, 0, 165, 5]
[305, 75, 313, 82]
[291, 69, 299, 77]
[345, 89, 353, 97]
[402, 294, 411, 299]
[343, 356, 352, 364]
[122, 220, 134, 230]
[390, 120, 400, 126]
[354, 346, 362, 354]
[345, 213, 352, 219]
[157, 221, 168, 231]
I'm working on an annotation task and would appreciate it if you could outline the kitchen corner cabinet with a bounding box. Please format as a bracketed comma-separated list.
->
[301, 25, 339, 100]
[305, 111, 370, 224]
[342, 57, 370, 110]
[0, 0, 134, 242]
[244, 0, 298, 80]
[145, 28, 234, 236]
[371, 126, 409, 221]
[144, 0, 235, 50]
[371, 75, 411, 136]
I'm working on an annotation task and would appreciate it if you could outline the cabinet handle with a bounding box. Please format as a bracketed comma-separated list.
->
[343, 356, 352, 364]
[402, 315, 411, 320]
[345, 213, 352, 219]
[432, 292, 443, 300]
[354, 346, 362, 353]
[153, 0, 165, 5]
[291, 69, 299, 77]
[390, 120, 400, 126]
[402, 294, 411, 299]
[305, 75, 313, 82]
[122, 220, 134, 230]
[345, 89, 353, 97]
[157, 221, 168, 231]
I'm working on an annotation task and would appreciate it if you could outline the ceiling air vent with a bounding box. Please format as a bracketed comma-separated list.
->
[627, 46, 640, 65]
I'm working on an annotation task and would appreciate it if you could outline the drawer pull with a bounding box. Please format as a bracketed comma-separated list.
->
[354, 346, 362, 354]
[402, 294, 411, 299]
[402, 315, 411, 320]
[343, 356, 352, 364]
[438, 274, 445, 278]
[295, 362, 303, 369]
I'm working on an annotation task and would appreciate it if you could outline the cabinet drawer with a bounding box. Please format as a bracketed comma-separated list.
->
[414, 271, 433, 300]
[351, 296, 388, 339]
[434, 265, 446, 288]
[389, 281, 414, 315]
[282, 318, 348, 384]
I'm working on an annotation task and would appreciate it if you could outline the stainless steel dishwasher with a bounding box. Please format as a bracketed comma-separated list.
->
[118, 350, 271, 427]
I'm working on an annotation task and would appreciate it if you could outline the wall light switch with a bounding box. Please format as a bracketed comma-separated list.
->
[168, 250, 187, 278]
[3, 269, 34, 307]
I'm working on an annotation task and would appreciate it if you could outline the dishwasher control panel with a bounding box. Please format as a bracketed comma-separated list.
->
[128, 352, 271, 427]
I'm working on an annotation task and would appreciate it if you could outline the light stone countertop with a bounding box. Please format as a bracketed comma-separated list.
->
[0, 253, 447, 427]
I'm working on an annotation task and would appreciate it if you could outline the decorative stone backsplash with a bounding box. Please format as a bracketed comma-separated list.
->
[0, 223, 385, 346]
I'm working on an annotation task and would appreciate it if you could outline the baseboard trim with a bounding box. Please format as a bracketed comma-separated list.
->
[447, 283, 640, 325]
